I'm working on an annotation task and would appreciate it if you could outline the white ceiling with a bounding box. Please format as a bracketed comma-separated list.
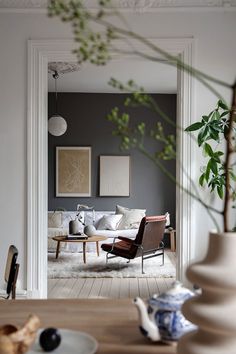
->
[5, 1, 232, 93]
[48, 59, 177, 93]
[2, 2, 235, 93]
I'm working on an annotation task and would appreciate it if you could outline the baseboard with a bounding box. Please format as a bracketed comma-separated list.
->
[26, 289, 44, 299]
[0, 289, 28, 299]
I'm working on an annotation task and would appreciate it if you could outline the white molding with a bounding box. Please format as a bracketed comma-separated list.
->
[28, 37, 194, 298]
[27, 40, 79, 299]
[1, 0, 236, 13]
[118, 0, 236, 12]
[27, 41, 48, 299]
[176, 40, 194, 283]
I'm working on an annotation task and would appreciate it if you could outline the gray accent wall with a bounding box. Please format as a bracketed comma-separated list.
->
[48, 93, 176, 227]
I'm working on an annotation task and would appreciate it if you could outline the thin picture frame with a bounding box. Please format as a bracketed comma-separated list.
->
[99, 155, 130, 196]
[56, 146, 91, 197]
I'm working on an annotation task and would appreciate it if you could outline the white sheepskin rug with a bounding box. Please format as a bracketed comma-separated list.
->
[48, 250, 176, 279]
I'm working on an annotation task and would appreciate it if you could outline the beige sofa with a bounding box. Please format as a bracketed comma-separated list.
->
[48, 211, 138, 253]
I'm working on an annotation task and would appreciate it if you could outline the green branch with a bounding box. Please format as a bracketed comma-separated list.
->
[48, 0, 234, 232]
[139, 145, 222, 229]
[91, 14, 232, 90]
[108, 46, 224, 100]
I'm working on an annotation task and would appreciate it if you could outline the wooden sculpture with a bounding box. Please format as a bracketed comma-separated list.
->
[0, 314, 40, 354]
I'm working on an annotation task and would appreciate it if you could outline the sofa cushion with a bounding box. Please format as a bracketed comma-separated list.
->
[116, 205, 146, 230]
[48, 227, 68, 238]
[94, 229, 137, 239]
[97, 214, 123, 231]
[84, 211, 114, 228]
[48, 212, 63, 228]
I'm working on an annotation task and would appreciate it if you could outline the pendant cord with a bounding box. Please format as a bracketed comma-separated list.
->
[55, 76, 58, 114]
[53, 70, 59, 114]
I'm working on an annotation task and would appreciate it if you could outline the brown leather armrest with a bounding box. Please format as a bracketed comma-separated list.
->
[118, 236, 133, 243]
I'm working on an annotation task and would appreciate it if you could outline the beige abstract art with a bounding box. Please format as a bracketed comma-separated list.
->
[56, 147, 91, 197]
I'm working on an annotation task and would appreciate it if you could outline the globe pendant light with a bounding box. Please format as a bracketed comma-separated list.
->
[48, 70, 67, 136]
[48, 62, 80, 136]
[48, 115, 67, 136]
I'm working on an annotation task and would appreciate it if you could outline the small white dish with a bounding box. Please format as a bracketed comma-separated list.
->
[28, 328, 98, 354]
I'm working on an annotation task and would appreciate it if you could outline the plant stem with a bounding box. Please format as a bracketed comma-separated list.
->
[90, 13, 232, 91]
[223, 83, 236, 232]
[139, 145, 222, 230]
[111, 46, 224, 100]
[179, 159, 221, 231]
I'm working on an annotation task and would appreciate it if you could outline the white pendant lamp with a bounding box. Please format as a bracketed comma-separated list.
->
[48, 62, 80, 136]
[48, 70, 67, 136]
[48, 115, 67, 137]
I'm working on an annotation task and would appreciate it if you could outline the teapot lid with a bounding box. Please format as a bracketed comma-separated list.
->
[149, 281, 195, 311]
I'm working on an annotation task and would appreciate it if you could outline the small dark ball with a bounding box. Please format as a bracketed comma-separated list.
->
[39, 327, 61, 352]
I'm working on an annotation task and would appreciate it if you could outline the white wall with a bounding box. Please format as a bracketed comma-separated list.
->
[0, 10, 235, 292]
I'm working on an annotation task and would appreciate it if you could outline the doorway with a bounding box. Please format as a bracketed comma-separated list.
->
[27, 38, 194, 298]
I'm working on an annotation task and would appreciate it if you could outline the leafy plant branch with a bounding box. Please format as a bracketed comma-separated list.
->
[186, 95, 236, 231]
[48, 0, 236, 232]
[48, 0, 232, 99]
[109, 78, 177, 129]
[107, 99, 222, 231]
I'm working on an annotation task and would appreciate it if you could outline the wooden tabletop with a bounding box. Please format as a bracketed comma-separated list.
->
[0, 299, 176, 354]
[52, 235, 108, 242]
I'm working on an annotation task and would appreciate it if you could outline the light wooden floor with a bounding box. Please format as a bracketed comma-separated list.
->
[48, 251, 176, 299]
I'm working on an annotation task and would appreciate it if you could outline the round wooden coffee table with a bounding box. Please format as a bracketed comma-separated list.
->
[52, 235, 107, 264]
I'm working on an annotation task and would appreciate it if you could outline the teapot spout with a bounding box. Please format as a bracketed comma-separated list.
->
[133, 297, 160, 342]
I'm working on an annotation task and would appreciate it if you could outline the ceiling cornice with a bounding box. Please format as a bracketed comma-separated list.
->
[0, 0, 47, 12]
[0, 0, 236, 13]
[119, 0, 236, 10]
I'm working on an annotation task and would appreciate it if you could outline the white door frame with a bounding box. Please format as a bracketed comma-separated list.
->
[27, 38, 194, 298]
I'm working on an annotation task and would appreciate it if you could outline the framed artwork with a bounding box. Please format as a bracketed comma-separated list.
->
[99, 155, 130, 196]
[56, 146, 91, 197]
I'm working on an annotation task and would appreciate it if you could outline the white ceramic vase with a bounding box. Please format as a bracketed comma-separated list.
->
[69, 219, 80, 235]
[177, 232, 236, 354]
[84, 225, 96, 237]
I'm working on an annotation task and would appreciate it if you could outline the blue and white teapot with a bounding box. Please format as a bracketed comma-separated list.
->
[133, 281, 196, 343]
